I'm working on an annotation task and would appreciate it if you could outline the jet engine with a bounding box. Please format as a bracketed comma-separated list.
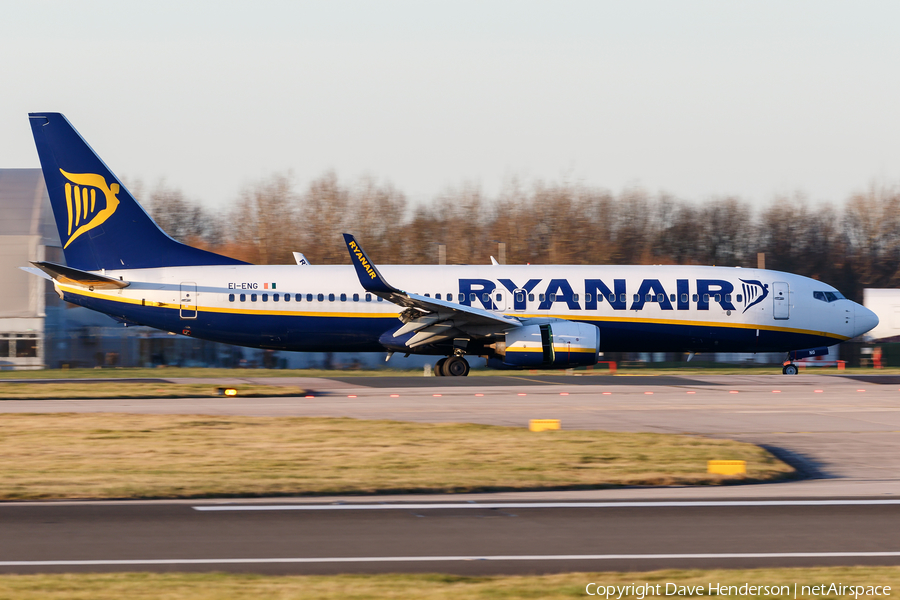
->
[497, 321, 600, 368]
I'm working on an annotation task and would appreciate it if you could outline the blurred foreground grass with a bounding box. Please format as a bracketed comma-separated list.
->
[0, 567, 897, 599]
[0, 415, 791, 500]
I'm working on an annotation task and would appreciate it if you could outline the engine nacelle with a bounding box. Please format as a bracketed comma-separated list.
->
[501, 321, 599, 368]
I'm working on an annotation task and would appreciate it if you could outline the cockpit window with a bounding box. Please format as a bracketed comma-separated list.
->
[814, 291, 845, 303]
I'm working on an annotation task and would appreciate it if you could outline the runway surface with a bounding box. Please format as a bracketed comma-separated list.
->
[1, 499, 900, 574]
[3, 372, 900, 574]
[3, 373, 900, 487]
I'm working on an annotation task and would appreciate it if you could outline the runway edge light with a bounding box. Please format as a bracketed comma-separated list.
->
[529, 419, 561, 432]
[707, 460, 746, 475]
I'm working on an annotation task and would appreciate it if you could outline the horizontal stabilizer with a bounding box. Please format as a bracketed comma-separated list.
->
[27, 261, 129, 289]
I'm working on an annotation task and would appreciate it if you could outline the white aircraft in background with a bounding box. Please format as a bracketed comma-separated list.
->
[23, 112, 878, 376]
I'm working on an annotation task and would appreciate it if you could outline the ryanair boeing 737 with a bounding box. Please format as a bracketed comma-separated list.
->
[22, 113, 878, 375]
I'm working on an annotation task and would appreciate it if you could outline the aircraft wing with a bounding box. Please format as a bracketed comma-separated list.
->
[23, 261, 130, 289]
[343, 234, 521, 348]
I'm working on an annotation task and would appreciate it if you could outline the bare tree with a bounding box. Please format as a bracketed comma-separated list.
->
[230, 173, 299, 264]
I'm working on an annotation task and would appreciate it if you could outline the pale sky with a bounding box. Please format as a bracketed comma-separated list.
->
[2, 1, 899, 208]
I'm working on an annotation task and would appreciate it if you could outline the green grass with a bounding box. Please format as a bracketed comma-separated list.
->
[0, 382, 304, 400]
[0, 415, 791, 500]
[0, 567, 896, 599]
[0, 367, 399, 379]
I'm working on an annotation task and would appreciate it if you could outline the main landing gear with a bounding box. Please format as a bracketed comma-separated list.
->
[434, 355, 470, 377]
[782, 363, 799, 375]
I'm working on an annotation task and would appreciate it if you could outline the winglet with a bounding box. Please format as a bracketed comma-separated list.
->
[342, 233, 400, 295]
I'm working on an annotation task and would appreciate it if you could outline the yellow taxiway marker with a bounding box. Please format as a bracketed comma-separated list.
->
[708, 460, 746, 475]
[529, 419, 561, 432]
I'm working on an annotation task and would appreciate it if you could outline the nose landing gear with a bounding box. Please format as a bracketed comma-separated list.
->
[782, 362, 798, 375]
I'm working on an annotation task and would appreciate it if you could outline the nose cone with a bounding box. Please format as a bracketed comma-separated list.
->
[854, 304, 879, 337]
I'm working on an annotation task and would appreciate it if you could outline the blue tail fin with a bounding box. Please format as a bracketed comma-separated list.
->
[29, 113, 247, 271]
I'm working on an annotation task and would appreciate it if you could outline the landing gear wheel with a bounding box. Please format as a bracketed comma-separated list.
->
[434, 357, 448, 376]
[444, 355, 470, 377]
[782, 363, 798, 375]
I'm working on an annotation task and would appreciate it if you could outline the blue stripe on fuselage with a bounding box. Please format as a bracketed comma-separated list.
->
[64, 290, 836, 354]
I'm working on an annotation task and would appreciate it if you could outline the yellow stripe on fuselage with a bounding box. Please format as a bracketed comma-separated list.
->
[506, 346, 596, 353]
[57, 285, 399, 319]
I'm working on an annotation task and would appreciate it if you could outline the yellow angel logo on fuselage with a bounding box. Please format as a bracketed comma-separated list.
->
[60, 169, 121, 249]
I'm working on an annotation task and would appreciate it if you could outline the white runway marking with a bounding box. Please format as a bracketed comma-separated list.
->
[193, 499, 900, 511]
[3, 552, 900, 567]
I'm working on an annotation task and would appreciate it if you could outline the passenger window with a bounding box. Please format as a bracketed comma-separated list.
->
[366, 293, 372, 302]
[447, 293, 452, 301]
[228, 294, 235, 302]
[317, 294, 324, 302]
[515, 292, 524, 303]
[702, 294, 709, 302]
[633, 294, 640, 302]
[424, 293, 430, 297]
[284, 294, 290, 302]
[620, 293, 626, 303]
[262, 294, 268, 302]
[377, 297, 383, 302]
[724, 294, 731, 302]
[670, 294, 676, 302]
[681, 293, 688, 303]
[495, 293, 502, 302]
[459, 293, 465, 302]
[609, 293, 615, 303]
[645, 293, 652, 302]
[273, 294, 279, 302]
[435, 293, 441, 300]
[657, 293, 664, 302]
[714, 294, 721, 302]
[573, 293, 579, 302]
[529, 293, 535, 302]
[251, 294, 257, 302]
[539, 294, 545, 302]
[353, 293, 359, 302]
[736, 294, 742, 303]
[470, 293, 477, 302]
[482, 293, 490, 303]
[693, 294, 699, 302]
[549, 293, 556, 302]
[586, 293, 593, 303]
[240, 294, 246, 302]
[328, 293, 335, 302]
[340, 293, 347, 302]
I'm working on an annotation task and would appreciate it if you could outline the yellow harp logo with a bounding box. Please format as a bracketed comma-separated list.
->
[60, 169, 121, 249]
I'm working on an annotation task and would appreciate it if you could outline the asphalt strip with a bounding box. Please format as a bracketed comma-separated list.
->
[4, 552, 900, 567]
[192, 499, 900, 511]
